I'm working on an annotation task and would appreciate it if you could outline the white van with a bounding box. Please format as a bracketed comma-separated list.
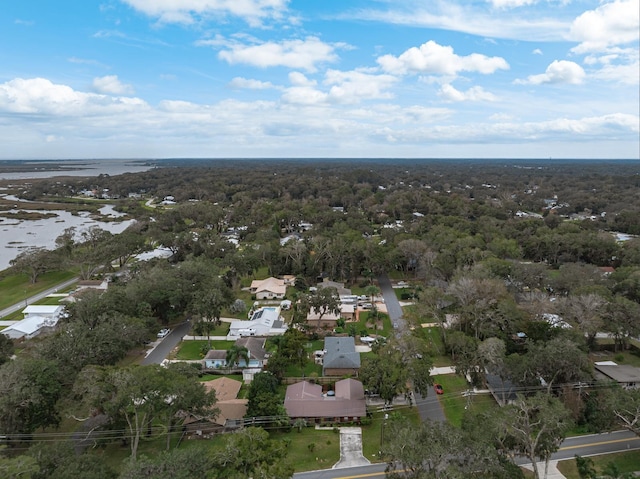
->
[238, 328, 256, 337]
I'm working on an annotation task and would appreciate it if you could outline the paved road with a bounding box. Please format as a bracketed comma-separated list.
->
[377, 273, 446, 423]
[377, 274, 403, 330]
[414, 389, 446, 423]
[0, 277, 79, 319]
[140, 320, 192, 365]
[292, 430, 640, 479]
[293, 463, 387, 479]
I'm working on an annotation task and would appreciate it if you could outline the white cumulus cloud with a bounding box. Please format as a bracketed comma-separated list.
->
[377, 40, 509, 76]
[121, 0, 289, 26]
[438, 84, 497, 102]
[92, 75, 135, 95]
[570, 0, 639, 54]
[228, 77, 276, 89]
[216, 37, 339, 72]
[516, 60, 585, 85]
[288, 71, 317, 87]
[324, 69, 398, 103]
[489, 0, 538, 8]
[0, 77, 146, 116]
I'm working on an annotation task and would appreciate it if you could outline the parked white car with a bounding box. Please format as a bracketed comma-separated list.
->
[157, 328, 171, 338]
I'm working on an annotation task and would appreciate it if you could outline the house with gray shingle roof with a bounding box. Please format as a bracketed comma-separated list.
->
[322, 336, 361, 377]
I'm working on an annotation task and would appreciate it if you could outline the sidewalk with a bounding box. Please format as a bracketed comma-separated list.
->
[522, 460, 567, 478]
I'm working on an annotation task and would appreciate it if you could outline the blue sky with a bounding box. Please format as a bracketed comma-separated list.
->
[0, 0, 638, 159]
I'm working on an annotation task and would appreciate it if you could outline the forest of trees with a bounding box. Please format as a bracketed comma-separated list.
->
[1, 159, 639, 478]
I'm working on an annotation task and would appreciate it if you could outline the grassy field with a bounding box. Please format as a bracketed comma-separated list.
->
[557, 451, 640, 478]
[590, 345, 640, 368]
[356, 310, 391, 337]
[364, 407, 421, 461]
[175, 339, 235, 359]
[0, 270, 77, 310]
[270, 426, 341, 470]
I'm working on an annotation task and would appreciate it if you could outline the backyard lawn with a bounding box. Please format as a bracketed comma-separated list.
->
[175, 339, 235, 360]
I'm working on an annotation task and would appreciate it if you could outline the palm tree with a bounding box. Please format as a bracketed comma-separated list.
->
[226, 345, 250, 370]
[363, 284, 381, 306]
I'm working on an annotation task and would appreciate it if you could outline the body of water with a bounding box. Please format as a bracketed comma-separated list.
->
[0, 159, 154, 180]
[0, 159, 152, 272]
[0, 205, 135, 271]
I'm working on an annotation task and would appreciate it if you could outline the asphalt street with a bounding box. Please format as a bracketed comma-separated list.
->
[377, 273, 446, 423]
[292, 431, 640, 479]
[140, 320, 192, 365]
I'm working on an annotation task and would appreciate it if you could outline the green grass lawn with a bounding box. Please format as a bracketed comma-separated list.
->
[285, 361, 323, 377]
[591, 346, 640, 368]
[0, 270, 77, 310]
[432, 373, 473, 427]
[270, 426, 341, 471]
[557, 451, 640, 478]
[356, 310, 391, 337]
[363, 408, 421, 462]
[175, 339, 235, 360]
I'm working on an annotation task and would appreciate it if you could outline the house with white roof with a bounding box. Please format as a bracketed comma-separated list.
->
[228, 306, 287, 338]
[2, 304, 65, 340]
[22, 304, 65, 321]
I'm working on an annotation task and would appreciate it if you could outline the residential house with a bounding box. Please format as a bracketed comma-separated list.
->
[182, 377, 248, 436]
[228, 307, 287, 338]
[485, 371, 517, 406]
[249, 277, 287, 300]
[594, 361, 640, 390]
[322, 336, 361, 377]
[2, 315, 57, 340]
[284, 378, 366, 424]
[203, 350, 228, 369]
[306, 303, 355, 328]
[76, 279, 109, 291]
[316, 279, 351, 296]
[203, 337, 268, 370]
[63, 279, 110, 303]
[22, 304, 65, 321]
[2, 304, 65, 340]
[306, 307, 341, 329]
[235, 337, 268, 368]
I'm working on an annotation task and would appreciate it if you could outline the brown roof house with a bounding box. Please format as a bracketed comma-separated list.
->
[249, 277, 287, 299]
[284, 378, 366, 424]
[322, 336, 361, 377]
[182, 377, 248, 437]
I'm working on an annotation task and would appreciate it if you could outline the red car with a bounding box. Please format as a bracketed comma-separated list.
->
[434, 384, 444, 395]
